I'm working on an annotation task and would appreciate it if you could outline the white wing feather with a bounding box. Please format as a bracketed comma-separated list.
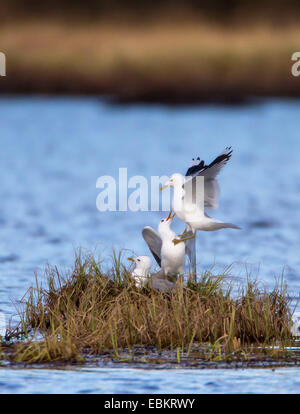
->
[185, 147, 232, 210]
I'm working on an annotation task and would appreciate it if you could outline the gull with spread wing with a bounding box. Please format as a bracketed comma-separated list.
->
[142, 210, 186, 279]
[160, 147, 241, 273]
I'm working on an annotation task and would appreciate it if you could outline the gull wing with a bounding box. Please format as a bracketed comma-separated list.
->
[142, 226, 162, 267]
[150, 277, 176, 293]
[184, 147, 232, 209]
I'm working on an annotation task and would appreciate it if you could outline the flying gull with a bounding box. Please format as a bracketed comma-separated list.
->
[160, 147, 241, 272]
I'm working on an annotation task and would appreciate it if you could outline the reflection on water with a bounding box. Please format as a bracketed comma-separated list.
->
[0, 97, 300, 392]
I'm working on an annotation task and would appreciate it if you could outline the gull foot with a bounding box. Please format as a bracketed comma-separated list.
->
[173, 234, 196, 245]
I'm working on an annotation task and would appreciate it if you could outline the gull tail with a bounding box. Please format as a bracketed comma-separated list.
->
[223, 222, 241, 230]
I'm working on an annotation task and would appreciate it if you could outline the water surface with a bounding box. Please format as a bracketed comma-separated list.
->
[1, 366, 300, 394]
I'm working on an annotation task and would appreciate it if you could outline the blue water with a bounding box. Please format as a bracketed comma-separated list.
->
[1, 96, 300, 393]
[1, 367, 300, 394]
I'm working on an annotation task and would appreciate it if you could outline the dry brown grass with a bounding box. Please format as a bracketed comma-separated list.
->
[1, 20, 300, 101]
[0, 251, 296, 364]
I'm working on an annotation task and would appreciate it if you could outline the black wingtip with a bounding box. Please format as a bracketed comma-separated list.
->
[186, 148, 233, 177]
[225, 146, 233, 157]
[223, 146, 233, 162]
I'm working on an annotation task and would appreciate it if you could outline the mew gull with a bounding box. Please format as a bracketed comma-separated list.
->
[127, 254, 176, 292]
[160, 147, 241, 271]
[127, 255, 152, 288]
[142, 211, 186, 278]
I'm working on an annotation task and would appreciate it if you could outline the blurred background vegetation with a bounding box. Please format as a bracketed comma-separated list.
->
[1, 0, 300, 102]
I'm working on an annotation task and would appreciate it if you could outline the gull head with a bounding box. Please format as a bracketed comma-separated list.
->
[160, 173, 184, 190]
[158, 210, 176, 235]
[127, 255, 152, 275]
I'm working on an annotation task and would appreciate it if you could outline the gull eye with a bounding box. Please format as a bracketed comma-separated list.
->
[137, 259, 140, 262]
[161, 219, 164, 223]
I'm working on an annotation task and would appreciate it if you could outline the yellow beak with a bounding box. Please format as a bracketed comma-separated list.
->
[166, 210, 172, 220]
[160, 184, 169, 191]
[166, 210, 176, 221]
[127, 257, 135, 262]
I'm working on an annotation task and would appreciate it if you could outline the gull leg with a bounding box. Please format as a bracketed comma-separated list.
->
[188, 234, 197, 282]
[176, 273, 184, 290]
[178, 225, 193, 239]
[178, 231, 190, 238]
[172, 233, 195, 245]
[192, 262, 197, 283]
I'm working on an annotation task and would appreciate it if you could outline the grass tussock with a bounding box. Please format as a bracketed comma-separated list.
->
[0, 251, 296, 364]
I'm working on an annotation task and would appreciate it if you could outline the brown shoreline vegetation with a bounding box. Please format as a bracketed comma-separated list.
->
[1, 20, 300, 103]
[0, 251, 298, 365]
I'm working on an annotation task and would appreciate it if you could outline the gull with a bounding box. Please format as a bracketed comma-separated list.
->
[160, 147, 241, 271]
[127, 254, 176, 292]
[142, 210, 186, 279]
[127, 255, 152, 288]
[291, 312, 300, 337]
[0, 312, 5, 338]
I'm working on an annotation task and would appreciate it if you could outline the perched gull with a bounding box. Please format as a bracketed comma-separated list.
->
[127, 254, 176, 292]
[142, 210, 186, 278]
[291, 312, 300, 337]
[127, 255, 152, 288]
[0, 312, 5, 338]
[161, 147, 241, 271]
